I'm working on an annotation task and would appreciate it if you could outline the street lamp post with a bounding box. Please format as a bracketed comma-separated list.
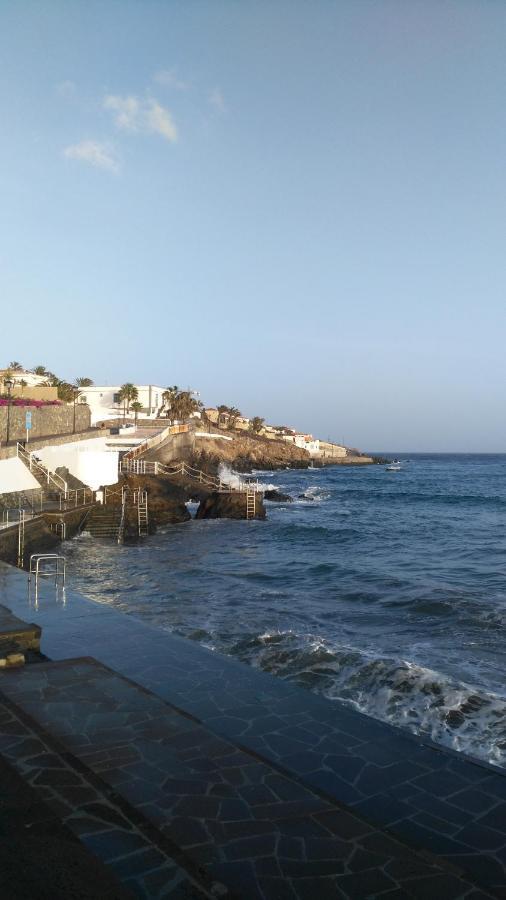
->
[4, 377, 15, 445]
[72, 385, 81, 434]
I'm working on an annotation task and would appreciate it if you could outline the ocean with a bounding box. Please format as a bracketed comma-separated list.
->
[63, 454, 506, 768]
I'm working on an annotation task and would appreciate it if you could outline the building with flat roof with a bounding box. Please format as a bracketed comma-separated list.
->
[78, 385, 165, 425]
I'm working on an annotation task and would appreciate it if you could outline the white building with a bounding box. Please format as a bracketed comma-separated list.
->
[283, 433, 321, 457]
[0, 369, 48, 391]
[78, 385, 166, 425]
[35, 437, 120, 490]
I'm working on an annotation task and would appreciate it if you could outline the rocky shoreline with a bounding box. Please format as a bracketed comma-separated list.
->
[186, 429, 378, 474]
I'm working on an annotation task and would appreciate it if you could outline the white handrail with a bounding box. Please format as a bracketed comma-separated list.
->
[17, 443, 68, 495]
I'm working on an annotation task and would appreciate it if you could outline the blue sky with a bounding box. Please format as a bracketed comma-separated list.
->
[1, 1, 505, 451]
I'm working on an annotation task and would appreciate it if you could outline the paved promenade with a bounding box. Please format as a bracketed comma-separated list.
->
[0, 561, 505, 897]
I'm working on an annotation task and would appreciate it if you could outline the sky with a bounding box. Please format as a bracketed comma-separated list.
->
[1, 0, 505, 452]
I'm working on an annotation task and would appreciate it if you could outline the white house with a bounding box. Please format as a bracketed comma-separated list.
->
[78, 385, 166, 425]
[282, 432, 321, 457]
[0, 369, 51, 392]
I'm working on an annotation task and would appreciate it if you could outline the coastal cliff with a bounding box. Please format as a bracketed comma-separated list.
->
[187, 430, 374, 474]
[190, 431, 310, 473]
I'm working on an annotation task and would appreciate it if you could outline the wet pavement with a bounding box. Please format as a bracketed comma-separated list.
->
[0, 562, 505, 898]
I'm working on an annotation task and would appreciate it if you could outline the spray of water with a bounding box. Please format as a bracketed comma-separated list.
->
[218, 463, 277, 492]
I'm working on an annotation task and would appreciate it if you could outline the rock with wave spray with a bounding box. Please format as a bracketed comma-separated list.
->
[196, 491, 266, 520]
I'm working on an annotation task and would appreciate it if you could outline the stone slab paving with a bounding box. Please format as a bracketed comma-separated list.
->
[1, 562, 505, 895]
[0, 657, 496, 900]
[0, 687, 216, 898]
[0, 745, 134, 899]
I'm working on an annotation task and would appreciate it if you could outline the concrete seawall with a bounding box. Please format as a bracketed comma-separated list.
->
[0, 508, 91, 568]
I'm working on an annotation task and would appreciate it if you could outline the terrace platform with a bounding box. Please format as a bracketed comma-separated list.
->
[0, 561, 505, 897]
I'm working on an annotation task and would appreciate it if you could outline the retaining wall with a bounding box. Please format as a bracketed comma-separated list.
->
[0, 405, 91, 446]
[144, 429, 195, 464]
[0, 517, 59, 567]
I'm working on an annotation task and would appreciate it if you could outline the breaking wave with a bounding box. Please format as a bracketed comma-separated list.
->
[218, 463, 276, 492]
[231, 630, 506, 767]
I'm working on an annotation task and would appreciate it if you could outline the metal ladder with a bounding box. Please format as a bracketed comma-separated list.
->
[17, 510, 25, 568]
[28, 554, 66, 609]
[137, 491, 149, 536]
[246, 490, 256, 520]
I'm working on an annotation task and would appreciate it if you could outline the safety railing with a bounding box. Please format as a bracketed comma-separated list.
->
[57, 487, 94, 509]
[119, 457, 262, 493]
[28, 553, 66, 609]
[104, 484, 128, 505]
[117, 494, 126, 544]
[122, 423, 182, 461]
[17, 443, 68, 495]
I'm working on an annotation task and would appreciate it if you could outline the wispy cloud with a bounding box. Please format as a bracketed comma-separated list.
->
[63, 140, 119, 173]
[56, 80, 77, 99]
[209, 87, 226, 114]
[154, 69, 188, 91]
[103, 95, 140, 131]
[103, 94, 178, 143]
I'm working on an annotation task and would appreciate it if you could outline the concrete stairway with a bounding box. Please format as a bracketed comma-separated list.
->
[83, 507, 122, 539]
[0, 657, 496, 900]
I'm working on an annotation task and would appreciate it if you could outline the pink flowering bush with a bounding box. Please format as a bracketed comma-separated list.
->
[0, 397, 61, 407]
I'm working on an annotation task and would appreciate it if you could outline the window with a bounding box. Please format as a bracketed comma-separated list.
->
[113, 393, 120, 404]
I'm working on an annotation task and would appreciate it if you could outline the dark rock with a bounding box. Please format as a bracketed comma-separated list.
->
[264, 490, 293, 503]
[298, 494, 315, 501]
[196, 492, 266, 520]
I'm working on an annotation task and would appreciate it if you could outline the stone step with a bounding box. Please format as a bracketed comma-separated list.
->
[0, 676, 218, 899]
[0, 604, 41, 665]
[0, 657, 492, 900]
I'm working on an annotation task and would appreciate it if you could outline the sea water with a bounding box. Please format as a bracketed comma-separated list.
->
[63, 454, 506, 767]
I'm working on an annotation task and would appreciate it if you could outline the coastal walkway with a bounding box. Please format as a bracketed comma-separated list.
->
[0, 563, 505, 898]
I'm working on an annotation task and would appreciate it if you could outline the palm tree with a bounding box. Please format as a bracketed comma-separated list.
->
[162, 385, 179, 417]
[56, 381, 77, 403]
[250, 416, 265, 433]
[32, 365, 47, 376]
[9, 361, 23, 371]
[75, 377, 94, 387]
[170, 390, 200, 422]
[130, 400, 143, 425]
[227, 407, 241, 430]
[118, 383, 138, 421]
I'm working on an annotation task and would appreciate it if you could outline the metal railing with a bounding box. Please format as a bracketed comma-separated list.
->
[57, 487, 94, 509]
[117, 494, 126, 544]
[121, 423, 187, 461]
[28, 553, 66, 609]
[49, 521, 66, 540]
[0, 507, 39, 531]
[119, 457, 262, 493]
[16, 443, 68, 495]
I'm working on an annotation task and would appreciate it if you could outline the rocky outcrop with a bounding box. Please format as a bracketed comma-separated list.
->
[190, 432, 311, 474]
[104, 474, 191, 531]
[264, 490, 293, 503]
[196, 491, 266, 520]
